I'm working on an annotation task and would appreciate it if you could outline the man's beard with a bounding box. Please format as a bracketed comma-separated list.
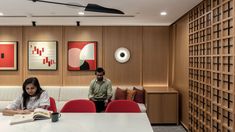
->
[97, 77, 103, 81]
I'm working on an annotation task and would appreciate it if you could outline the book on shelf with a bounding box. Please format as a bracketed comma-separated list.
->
[10, 108, 51, 125]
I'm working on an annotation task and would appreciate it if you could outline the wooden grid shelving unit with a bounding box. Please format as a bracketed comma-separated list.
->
[188, 0, 235, 131]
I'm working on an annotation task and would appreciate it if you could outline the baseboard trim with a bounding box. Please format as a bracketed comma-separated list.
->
[180, 121, 188, 131]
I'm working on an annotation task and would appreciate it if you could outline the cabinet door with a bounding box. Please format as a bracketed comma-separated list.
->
[147, 93, 178, 124]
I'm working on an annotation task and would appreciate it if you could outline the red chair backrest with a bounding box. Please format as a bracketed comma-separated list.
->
[105, 100, 141, 113]
[60, 99, 96, 113]
[48, 97, 57, 112]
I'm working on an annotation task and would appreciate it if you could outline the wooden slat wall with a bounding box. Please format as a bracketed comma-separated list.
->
[0, 26, 170, 87]
[63, 26, 103, 86]
[103, 26, 143, 85]
[0, 27, 23, 85]
[22, 26, 63, 86]
[170, 15, 189, 128]
[143, 27, 170, 86]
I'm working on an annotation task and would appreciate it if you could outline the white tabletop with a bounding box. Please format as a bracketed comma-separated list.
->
[0, 113, 153, 132]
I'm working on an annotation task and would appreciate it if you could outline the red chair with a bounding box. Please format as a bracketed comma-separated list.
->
[60, 99, 96, 113]
[48, 97, 57, 112]
[105, 100, 141, 113]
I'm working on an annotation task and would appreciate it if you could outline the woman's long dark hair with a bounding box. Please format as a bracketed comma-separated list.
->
[22, 77, 44, 109]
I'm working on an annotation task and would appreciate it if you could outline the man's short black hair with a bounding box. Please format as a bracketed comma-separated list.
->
[95, 67, 105, 75]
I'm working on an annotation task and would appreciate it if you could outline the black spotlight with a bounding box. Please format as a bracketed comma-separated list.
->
[32, 21, 36, 27]
[76, 21, 80, 26]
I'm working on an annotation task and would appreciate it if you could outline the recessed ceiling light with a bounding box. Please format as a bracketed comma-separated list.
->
[160, 11, 167, 16]
[78, 12, 84, 15]
[0, 12, 4, 16]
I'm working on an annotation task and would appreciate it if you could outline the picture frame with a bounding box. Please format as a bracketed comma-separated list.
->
[68, 41, 97, 71]
[28, 41, 58, 70]
[0, 41, 18, 70]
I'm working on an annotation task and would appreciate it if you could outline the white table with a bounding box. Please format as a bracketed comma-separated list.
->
[0, 113, 153, 132]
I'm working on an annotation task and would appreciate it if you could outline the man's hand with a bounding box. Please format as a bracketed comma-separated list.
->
[89, 97, 96, 101]
[104, 100, 109, 106]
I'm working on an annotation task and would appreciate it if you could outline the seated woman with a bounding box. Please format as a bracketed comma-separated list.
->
[2, 77, 50, 116]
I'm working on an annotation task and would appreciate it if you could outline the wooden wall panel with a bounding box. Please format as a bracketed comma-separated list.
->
[103, 27, 142, 85]
[143, 27, 169, 86]
[23, 26, 63, 86]
[169, 25, 176, 87]
[0, 26, 171, 87]
[63, 26, 102, 86]
[0, 27, 23, 85]
[171, 15, 189, 128]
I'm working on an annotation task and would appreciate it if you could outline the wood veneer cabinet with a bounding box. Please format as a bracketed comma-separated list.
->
[144, 87, 179, 124]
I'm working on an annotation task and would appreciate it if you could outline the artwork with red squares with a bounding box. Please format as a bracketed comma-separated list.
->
[28, 41, 57, 70]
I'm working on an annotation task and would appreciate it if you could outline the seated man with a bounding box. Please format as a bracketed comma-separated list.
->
[88, 67, 112, 112]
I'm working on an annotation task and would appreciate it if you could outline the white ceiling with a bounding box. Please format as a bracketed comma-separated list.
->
[0, 0, 202, 26]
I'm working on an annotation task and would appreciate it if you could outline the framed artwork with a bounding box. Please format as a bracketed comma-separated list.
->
[0, 41, 18, 70]
[68, 41, 97, 71]
[28, 41, 57, 70]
